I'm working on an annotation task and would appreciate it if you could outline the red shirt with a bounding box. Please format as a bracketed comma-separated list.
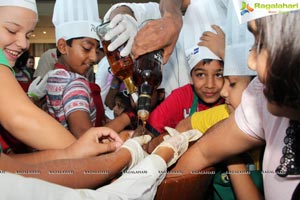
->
[147, 84, 224, 135]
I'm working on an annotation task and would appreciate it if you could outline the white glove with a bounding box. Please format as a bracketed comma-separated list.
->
[104, 14, 138, 57]
[27, 71, 52, 100]
[152, 127, 203, 167]
[121, 135, 152, 170]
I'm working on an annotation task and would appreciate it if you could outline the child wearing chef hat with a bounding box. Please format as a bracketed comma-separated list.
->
[46, 0, 104, 138]
[146, 44, 224, 136]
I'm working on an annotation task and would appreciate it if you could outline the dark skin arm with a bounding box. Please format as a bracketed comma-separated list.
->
[68, 110, 93, 138]
[105, 112, 131, 133]
[226, 156, 263, 200]
[0, 148, 130, 189]
[131, 0, 189, 63]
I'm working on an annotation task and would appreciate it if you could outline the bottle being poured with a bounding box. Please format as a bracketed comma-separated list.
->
[133, 49, 163, 137]
[97, 21, 138, 104]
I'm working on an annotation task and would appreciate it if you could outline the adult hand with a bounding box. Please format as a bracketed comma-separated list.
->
[131, 16, 182, 64]
[152, 127, 203, 167]
[105, 14, 138, 57]
[66, 127, 123, 159]
[27, 71, 53, 100]
[121, 135, 152, 170]
[198, 25, 225, 60]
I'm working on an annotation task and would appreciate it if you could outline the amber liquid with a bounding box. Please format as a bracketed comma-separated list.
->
[101, 40, 134, 80]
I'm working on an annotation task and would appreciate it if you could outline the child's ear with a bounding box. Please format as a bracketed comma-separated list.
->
[57, 38, 68, 55]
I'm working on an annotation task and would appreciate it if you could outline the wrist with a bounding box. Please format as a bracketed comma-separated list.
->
[153, 147, 174, 163]
[110, 83, 120, 90]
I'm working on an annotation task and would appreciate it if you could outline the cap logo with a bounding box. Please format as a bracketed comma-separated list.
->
[240, 1, 254, 15]
[90, 24, 97, 33]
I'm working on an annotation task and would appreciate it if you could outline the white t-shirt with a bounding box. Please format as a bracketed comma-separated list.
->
[235, 77, 299, 199]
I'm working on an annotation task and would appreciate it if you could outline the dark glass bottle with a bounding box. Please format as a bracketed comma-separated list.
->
[133, 49, 163, 122]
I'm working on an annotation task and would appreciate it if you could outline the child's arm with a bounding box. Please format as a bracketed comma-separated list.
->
[198, 25, 225, 60]
[0, 65, 76, 150]
[226, 156, 264, 200]
[105, 112, 131, 133]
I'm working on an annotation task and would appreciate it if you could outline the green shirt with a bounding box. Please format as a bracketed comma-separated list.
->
[0, 49, 14, 74]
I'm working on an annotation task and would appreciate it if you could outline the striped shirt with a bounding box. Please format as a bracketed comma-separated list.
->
[46, 64, 96, 130]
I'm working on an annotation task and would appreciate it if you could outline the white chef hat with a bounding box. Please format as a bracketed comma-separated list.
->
[232, 0, 300, 24]
[0, 0, 37, 13]
[224, 0, 257, 76]
[186, 45, 221, 71]
[182, 0, 227, 51]
[52, 0, 101, 44]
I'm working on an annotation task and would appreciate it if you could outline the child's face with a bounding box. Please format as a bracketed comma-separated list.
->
[62, 37, 99, 76]
[0, 6, 37, 66]
[191, 60, 224, 104]
[220, 76, 252, 113]
[113, 97, 126, 118]
[26, 58, 34, 69]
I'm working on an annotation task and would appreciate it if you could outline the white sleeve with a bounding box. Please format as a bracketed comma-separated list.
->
[96, 154, 167, 200]
[103, 2, 161, 25]
[0, 155, 166, 200]
[234, 77, 265, 140]
[95, 57, 111, 105]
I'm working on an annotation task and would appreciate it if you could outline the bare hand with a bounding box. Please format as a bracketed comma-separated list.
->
[66, 127, 123, 159]
[198, 25, 225, 60]
[131, 17, 182, 64]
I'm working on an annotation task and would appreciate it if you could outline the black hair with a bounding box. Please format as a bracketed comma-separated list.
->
[14, 51, 29, 69]
[56, 37, 84, 58]
[190, 59, 224, 76]
[115, 91, 132, 112]
[257, 11, 300, 108]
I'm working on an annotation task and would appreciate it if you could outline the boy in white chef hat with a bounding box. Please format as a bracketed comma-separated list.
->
[146, 44, 224, 136]
[46, 0, 104, 138]
[176, 2, 263, 198]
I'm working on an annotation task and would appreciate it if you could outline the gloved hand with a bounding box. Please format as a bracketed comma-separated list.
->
[121, 135, 152, 170]
[104, 14, 138, 57]
[27, 71, 52, 100]
[152, 127, 203, 167]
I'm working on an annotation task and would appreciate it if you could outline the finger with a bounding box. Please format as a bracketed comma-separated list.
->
[108, 14, 123, 29]
[105, 23, 126, 41]
[202, 31, 216, 38]
[199, 35, 211, 42]
[164, 126, 179, 136]
[133, 135, 152, 145]
[107, 32, 129, 52]
[97, 127, 124, 144]
[120, 37, 134, 57]
[211, 24, 225, 36]
[198, 41, 207, 46]
[99, 142, 122, 154]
